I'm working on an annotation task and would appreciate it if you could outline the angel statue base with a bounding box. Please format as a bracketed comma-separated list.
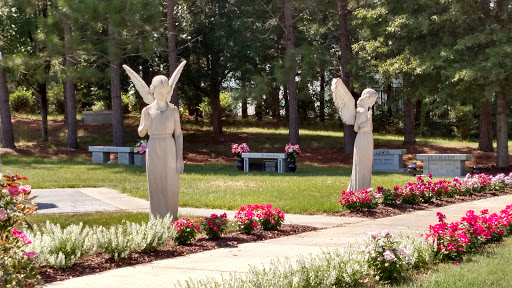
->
[123, 61, 186, 221]
[331, 78, 378, 192]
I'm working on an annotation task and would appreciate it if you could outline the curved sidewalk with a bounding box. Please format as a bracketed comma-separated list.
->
[34, 189, 512, 288]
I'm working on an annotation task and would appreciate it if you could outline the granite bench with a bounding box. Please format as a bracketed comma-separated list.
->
[416, 154, 472, 177]
[241, 153, 287, 173]
[88, 146, 134, 165]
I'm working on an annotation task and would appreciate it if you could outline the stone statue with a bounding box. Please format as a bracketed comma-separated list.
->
[122, 61, 186, 220]
[331, 78, 378, 192]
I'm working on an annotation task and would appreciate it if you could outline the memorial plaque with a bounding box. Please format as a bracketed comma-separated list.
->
[263, 159, 278, 172]
[372, 149, 406, 173]
[417, 154, 471, 177]
[373, 155, 397, 170]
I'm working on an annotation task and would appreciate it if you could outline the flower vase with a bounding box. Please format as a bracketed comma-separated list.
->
[134, 154, 146, 166]
[287, 159, 297, 173]
[237, 158, 244, 171]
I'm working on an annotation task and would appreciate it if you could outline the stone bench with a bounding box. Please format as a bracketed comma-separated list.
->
[241, 153, 287, 173]
[416, 154, 472, 177]
[372, 149, 407, 173]
[88, 146, 134, 165]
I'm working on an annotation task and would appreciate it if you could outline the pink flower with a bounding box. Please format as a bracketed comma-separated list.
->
[12, 228, 32, 245]
[8, 186, 20, 197]
[213, 226, 218, 231]
[23, 252, 37, 259]
[0, 209, 7, 221]
[19, 185, 31, 194]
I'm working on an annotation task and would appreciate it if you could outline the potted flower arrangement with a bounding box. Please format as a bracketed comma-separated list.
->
[284, 143, 301, 172]
[231, 143, 250, 171]
[133, 139, 148, 166]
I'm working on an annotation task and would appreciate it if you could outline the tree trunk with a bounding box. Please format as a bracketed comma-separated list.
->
[166, 0, 179, 107]
[386, 83, 393, 124]
[283, 87, 289, 119]
[0, 47, 15, 148]
[478, 98, 493, 152]
[338, 0, 355, 154]
[241, 80, 248, 119]
[63, 16, 78, 149]
[403, 99, 416, 145]
[241, 93, 248, 119]
[319, 72, 325, 123]
[284, 0, 299, 145]
[109, 23, 125, 146]
[255, 96, 263, 121]
[209, 84, 223, 134]
[36, 83, 49, 143]
[495, 91, 509, 167]
[338, 0, 351, 86]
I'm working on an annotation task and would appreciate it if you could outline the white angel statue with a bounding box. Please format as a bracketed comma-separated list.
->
[122, 61, 186, 220]
[331, 78, 378, 192]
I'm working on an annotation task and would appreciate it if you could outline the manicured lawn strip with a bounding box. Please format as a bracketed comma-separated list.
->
[400, 238, 512, 288]
[26, 211, 151, 229]
[2, 155, 412, 214]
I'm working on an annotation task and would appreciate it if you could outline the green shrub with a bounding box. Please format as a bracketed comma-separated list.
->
[199, 92, 236, 121]
[47, 84, 65, 114]
[9, 87, 36, 113]
[450, 105, 476, 140]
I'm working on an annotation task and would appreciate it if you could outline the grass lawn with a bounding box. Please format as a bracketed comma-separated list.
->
[2, 154, 412, 214]
[400, 238, 512, 288]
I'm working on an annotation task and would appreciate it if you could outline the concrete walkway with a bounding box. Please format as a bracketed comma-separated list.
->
[33, 188, 512, 288]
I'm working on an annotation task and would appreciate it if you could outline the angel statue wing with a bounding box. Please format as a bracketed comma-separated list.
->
[122, 65, 154, 104]
[166, 60, 187, 102]
[331, 78, 356, 125]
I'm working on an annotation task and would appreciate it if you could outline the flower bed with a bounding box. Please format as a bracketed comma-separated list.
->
[339, 173, 512, 212]
[179, 203, 512, 287]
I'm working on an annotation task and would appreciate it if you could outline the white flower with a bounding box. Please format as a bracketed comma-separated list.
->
[383, 250, 396, 261]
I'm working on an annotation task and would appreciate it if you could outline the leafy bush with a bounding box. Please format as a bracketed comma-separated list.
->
[95, 224, 137, 260]
[29, 216, 175, 266]
[132, 215, 176, 252]
[9, 87, 36, 113]
[198, 92, 236, 121]
[259, 204, 285, 231]
[450, 105, 476, 140]
[172, 218, 200, 245]
[47, 84, 65, 114]
[362, 231, 412, 282]
[177, 246, 368, 288]
[377, 186, 399, 206]
[338, 188, 382, 211]
[28, 222, 97, 268]
[234, 205, 261, 234]
[0, 173, 40, 287]
[200, 213, 228, 240]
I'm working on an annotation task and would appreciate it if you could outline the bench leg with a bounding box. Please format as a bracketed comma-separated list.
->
[118, 152, 134, 165]
[92, 152, 109, 163]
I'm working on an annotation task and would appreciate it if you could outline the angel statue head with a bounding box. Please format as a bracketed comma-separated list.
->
[357, 88, 378, 108]
[122, 61, 186, 105]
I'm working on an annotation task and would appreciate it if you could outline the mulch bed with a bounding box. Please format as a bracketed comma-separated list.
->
[38, 224, 319, 283]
